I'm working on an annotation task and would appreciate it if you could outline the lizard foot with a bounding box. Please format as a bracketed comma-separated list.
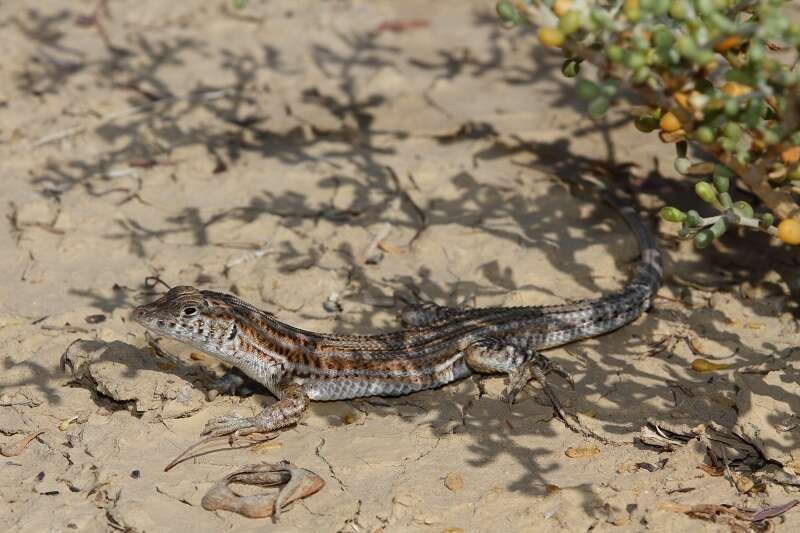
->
[207, 372, 249, 400]
[506, 351, 574, 421]
[394, 291, 462, 327]
[202, 383, 310, 438]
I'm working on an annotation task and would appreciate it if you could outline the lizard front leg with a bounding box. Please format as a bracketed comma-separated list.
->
[202, 381, 310, 437]
[395, 292, 463, 327]
[464, 337, 573, 418]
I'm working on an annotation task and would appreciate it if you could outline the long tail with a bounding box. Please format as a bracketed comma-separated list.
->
[604, 193, 663, 309]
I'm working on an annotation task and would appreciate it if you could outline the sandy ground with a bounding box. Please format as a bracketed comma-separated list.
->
[2, 1, 800, 531]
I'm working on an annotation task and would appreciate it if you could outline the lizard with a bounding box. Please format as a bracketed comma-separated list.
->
[132, 195, 662, 440]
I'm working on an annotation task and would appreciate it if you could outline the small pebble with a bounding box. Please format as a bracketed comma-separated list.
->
[444, 472, 464, 492]
[85, 314, 106, 324]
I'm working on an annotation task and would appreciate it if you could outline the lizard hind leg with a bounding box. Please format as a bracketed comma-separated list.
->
[464, 338, 573, 419]
[202, 381, 310, 438]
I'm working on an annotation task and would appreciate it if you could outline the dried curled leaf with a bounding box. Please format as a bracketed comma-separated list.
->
[201, 461, 324, 519]
[697, 464, 724, 477]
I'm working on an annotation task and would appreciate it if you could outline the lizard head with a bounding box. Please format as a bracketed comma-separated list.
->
[132, 285, 217, 347]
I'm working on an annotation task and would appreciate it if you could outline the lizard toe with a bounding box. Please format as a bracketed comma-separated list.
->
[202, 414, 255, 437]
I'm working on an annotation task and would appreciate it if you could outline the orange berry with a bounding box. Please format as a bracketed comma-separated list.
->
[537, 27, 565, 48]
[778, 219, 800, 245]
[673, 92, 691, 110]
[713, 35, 742, 54]
[720, 82, 751, 97]
[659, 111, 682, 133]
[553, 0, 572, 17]
[780, 146, 800, 165]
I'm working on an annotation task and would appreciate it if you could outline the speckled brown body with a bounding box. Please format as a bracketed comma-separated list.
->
[132, 198, 661, 437]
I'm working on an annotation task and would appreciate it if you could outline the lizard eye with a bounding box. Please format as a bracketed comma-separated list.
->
[182, 306, 197, 317]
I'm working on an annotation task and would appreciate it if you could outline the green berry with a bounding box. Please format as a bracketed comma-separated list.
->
[660, 206, 688, 223]
[720, 138, 737, 153]
[625, 51, 647, 70]
[686, 210, 703, 227]
[712, 173, 730, 193]
[559, 11, 582, 35]
[588, 96, 610, 119]
[709, 217, 728, 238]
[600, 81, 617, 98]
[694, 126, 715, 144]
[635, 115, 659, 132]
[733, 201, 754, 218]
[695, 0, 714, 14]
[714, 165, 734, 179]
[496, 1, 521, 24]
[676, 36, 697, 58]
[761, 128, 781, 145]
[694, 229, 714, 248]
[748, 42, 764, 64]
[654, 0, 671, 15]
[589, 9, 613, 30]
[652, 28, 675, 49]
[675, 157, 692, 175]
[606, 45, 624, 63]
[695, 181, 718, 204]
[724, 99, 739, 118]
[631, 66, 651, 84]
[722, 122, 743, 142]
[575, 79, 601, 101]
[561, 59, 581, 78]
[669, 1, 690, 20]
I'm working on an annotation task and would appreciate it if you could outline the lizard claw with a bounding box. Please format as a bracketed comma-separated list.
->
[505, 352, 574, 418]
[202, 414, 256, 437]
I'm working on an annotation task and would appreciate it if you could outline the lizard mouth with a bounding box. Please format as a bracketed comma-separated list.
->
[131, 306, 168, 331]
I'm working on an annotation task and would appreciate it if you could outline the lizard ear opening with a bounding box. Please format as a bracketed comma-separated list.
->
[182, 306, 198, 317]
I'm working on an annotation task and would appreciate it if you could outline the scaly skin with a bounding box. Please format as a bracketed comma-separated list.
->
[132, 196, 661, 437]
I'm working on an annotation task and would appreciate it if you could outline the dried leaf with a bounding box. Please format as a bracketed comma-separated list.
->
[657, 501, 691, 513]
[250, 441, 282, 453]
[697, 464, 724, 477]
[565, 445, 599, 458]
[734, 474, 755, 494]
[659, 129, 687, 143]
[377, 241, 407, 255]
[749, 499, 800, 522]
[341, 412, 359, 425]
[690, 358, 729, 372]
[59, 416, 79, 431]
[546, 484, 561, 495]
[0, 431, 45, 457]
[686, 162, 715, 176]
